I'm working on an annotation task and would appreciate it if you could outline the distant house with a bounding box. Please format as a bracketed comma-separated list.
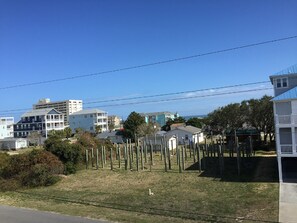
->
[33, 98, 83, 126]
[140, 111, 179, 127]
[140, 133, 177, 150]
[97, 131, 124, 144]
[166, 125, 204, 144]
[0, 117, 14, 139]
[108, 115, 122, 130]
[69, 109, 108, 133]
[0, 138, 27, 150]
[270, 64, 297, 182]
[14, 108, 64, 138]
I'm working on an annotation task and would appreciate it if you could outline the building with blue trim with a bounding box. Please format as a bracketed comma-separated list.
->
[270, 64, 297, 182]
[140, 111, 179, 127]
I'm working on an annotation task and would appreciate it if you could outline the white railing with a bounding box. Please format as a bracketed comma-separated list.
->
[275, 115, 297, 125]
[280, 144, 293, 154]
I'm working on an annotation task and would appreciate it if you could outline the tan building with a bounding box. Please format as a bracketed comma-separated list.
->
[108, 115, 122, 130]
[33, 98, 82, 126]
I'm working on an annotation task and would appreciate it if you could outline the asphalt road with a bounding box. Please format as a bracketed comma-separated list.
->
[0, 205, 108, 223]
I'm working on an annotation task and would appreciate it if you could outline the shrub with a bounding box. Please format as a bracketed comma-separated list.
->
[44, 136, 84, 174]
[0, 150, 63, 190]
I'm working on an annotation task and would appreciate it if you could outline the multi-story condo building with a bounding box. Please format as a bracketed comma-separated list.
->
[0, 117, 14, 139]
[69, 109, 108, 133]
[270, 64, 297, 182]
[33, 98, 82, 126]
[14, 108, 64, 138]
[140, 111, 179, 127]
[108, 115, 122, 130]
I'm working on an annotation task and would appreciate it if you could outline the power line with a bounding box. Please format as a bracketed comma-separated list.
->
[0, 86, 272, 116]
[85, 87, 273, 108]
[84, 81, 270, 104]
[0, 81, 271, 114]
[0, 35, 296, 90]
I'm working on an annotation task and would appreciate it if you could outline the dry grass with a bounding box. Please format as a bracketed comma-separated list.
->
[0, 150, 279, 223]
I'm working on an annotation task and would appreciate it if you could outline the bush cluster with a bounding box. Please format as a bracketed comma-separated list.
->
[0, 150, 63, 191]
[44, 135, 84, 174]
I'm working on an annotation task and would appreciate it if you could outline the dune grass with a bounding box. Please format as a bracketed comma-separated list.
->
[0, 151, 279, 223]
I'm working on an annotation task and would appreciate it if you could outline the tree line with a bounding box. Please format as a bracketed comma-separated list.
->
[123, 95, 274, 144]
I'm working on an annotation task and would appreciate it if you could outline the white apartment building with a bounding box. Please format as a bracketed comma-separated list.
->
[69, 109, 108, 133]
[14, 108, 64, 138]
[0, 117, 14, 139]
[33, 98, 83, 126]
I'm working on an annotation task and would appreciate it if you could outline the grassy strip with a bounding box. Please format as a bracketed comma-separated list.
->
[0, 151, 279, 223]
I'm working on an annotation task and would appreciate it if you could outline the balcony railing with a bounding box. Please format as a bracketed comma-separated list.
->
[275, 115, 297, 125]
[280, 144, 293, 154]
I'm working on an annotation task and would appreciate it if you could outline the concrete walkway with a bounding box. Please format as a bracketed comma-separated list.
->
[279, 183, 297, 223]
[0, 205, 108, 223]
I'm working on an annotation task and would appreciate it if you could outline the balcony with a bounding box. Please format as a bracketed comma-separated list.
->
[275, 115, 297, 125]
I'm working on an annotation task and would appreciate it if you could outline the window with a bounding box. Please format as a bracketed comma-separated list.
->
[282, 78, 288, 87]
[276, 77, 288, 88]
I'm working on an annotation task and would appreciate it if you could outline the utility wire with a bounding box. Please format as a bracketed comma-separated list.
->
[0, 87, 272, 116]
[0, 35, 296, 90]
[0, 81, 271, 114]
[85, 87, 273, 108]
[84, 81, 270, 104]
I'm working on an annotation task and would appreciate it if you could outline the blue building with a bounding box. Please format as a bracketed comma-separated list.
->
[140, 111, 179, 127]
[69, 109, 108, 133]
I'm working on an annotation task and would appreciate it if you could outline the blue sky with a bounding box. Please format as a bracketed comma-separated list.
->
[0, 0, 296, 120]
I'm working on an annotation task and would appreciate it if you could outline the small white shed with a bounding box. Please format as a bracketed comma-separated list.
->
[0, 138, 28, 150]
[167, 125, 204, 145]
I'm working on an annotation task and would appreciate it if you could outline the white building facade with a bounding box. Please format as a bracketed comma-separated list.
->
[0, 117, 14, 139]
[270, 64, 297, 182]
[69, 109, 108, 133]
[166, 126, 204, 145]
[14, 108, 64, 138]
[33, 98, 83, 126]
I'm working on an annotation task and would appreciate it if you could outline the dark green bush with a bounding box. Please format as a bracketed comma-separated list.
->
[0, 150, 63, 190]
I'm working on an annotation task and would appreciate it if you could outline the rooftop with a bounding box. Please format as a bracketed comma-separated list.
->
[70, 109, 107, 116]
[139, 111, 176, 116]
[269, 64, 297, 83]
[21, 108, 62, 117]
[272, 86, 297, 101]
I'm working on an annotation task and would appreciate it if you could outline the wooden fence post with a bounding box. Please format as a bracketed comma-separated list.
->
[197, 144, 201, 172]
[110, 147, 113, 170]
[118, 145, 121, 169]
[182, 146, 185, 171]
[96, 148, 99, 170]
[164, 141, 168, 172]
[136, 146, 139, 171]
[124, 145, 128, 170]
[168, 142, 172, 170]
[141, 145, 144, 170]
[85, 149, 88, 169]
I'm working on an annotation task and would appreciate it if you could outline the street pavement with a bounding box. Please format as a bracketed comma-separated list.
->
[279, 183, 297, 223]
[0, 205, 108, 223]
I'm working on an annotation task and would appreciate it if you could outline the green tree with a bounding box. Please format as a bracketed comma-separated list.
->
[95, 125, 102, 134]
[64, 127, 72, 139]
[137, 122, 159, 137]
[44, 135, 83, 174]
[161, 116, 186, 131]
[205, 103, 246, 135]
[246, 95, 274, 144]
[186, 117, 203, 128]
[48, 130, 66, 139]
[123, 111, 145, 140]
[28, 131, 42, 146]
